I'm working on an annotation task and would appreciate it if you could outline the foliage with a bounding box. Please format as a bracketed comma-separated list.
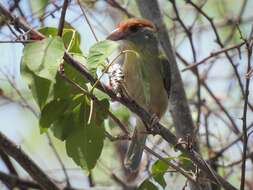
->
[20, 26, 115, 170]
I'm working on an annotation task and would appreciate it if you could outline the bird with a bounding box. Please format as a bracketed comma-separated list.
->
[107, 18, 171, 171]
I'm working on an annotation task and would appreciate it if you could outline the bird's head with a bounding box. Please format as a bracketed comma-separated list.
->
[107, 18, 157, 45]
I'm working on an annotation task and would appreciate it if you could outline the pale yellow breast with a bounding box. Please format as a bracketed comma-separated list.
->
[123, 52, 147, 110]
[122, 49, 168, 118]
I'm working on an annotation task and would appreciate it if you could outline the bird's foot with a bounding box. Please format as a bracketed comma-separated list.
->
[175, 134, 194, 151]
[148, 114, 160, 134]
[150, 114, 160, 127]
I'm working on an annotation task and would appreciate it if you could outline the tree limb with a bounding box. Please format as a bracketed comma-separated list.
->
[0, 132, 61, 190]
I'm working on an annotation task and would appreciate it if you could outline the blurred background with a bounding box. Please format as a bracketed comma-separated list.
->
[0, 0, 253, 189]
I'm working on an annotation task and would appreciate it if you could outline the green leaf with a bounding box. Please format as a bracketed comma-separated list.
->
[138, 179, 159, 190]
[40, 99, 69, 129]
[87, 40, 119, 76]
[63, 55, 87, 86]
[178, 153, 192, 170]
[151, 159, 170, 189]
[22, 37, 65, 82]
[92, 88, 110, 100]
[91, 99, 110, 123]
[53, 61, 87, 99]
[53, 73, 73, 99]
[39, 27, 58, 37]
[65, 98, 105, 170]
[51, 94, 84, 140]
[39, 25, 82, 54]
[153, 174, 166, 189]
[21, 65, 51, 109]
[51, 112, 78, 141]
[29, 0, 48, 17]
[151, 159, 169, 175]
[21, 37, 65, 108]
[63, 29, 82, 53]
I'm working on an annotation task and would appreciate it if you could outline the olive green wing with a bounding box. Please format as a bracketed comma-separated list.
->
[159, 55, 171, 99]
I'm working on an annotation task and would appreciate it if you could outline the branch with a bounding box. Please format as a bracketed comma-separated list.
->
[0, 4, 44, 40]
[105, 0, 134, 18]
[239, 28, 252, 190]
[0, 171, 83, 190]
[176, 52, 240, 134]
[0, 150, 18, 175]
[0, 171, 41, 189]
[57, 0, 69, 37]
[182, 39, 251, 72]
[0, 132, 60, 190]
[169, 0, 202, 125]
[186, 0, 253, 112]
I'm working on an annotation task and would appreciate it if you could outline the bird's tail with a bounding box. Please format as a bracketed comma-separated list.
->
[124, 119, 147, 171]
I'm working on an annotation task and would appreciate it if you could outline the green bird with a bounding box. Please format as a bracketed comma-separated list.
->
[107, 18, 170, 171]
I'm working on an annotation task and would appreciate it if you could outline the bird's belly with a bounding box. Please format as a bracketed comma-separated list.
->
[149, 82, 168, 118]
[123, 61, 168, 117]
[123, 65, 147, 109]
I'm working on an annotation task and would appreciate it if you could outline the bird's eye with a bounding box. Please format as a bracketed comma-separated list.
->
[128, 25, 140, 33]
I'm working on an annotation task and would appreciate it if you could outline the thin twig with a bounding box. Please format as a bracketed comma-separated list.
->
[186, 0, 253, 112]
[105, 0, 134, 18]
[182, 39, 251, 71]
[77, 0, 98, 42]
[239, 27, 252, 190]
[0, 171, 41, 189]
[46, 133, 71, 187]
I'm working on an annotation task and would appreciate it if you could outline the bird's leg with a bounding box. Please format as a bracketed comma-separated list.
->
[175, 134, 194, 151]
[146, 113, 160, 134]
[150, 114, 160, 127]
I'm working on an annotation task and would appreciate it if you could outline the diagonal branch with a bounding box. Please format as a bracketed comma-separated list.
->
[0, 132, 60, 190]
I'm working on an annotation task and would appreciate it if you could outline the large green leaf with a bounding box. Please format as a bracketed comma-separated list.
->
[51, 112, 77, 141]
[40, 99, 70, 129]
[22, 37, 65, 82]
[50, 94, 84, 140]
[87, 40, 119, 76]
[53, 61, 87, 99]
[21, 37, 65, 108]
[21, 65, 51, 109]
[65, 98, 106, 170]
[40, 94, 108, 170]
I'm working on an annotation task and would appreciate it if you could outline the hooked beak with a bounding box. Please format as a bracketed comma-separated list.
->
[106, 28, 125, 41]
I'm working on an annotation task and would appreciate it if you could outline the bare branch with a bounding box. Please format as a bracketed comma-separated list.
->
[57, 0, 69, 37]
[0, 132, 61, 190]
